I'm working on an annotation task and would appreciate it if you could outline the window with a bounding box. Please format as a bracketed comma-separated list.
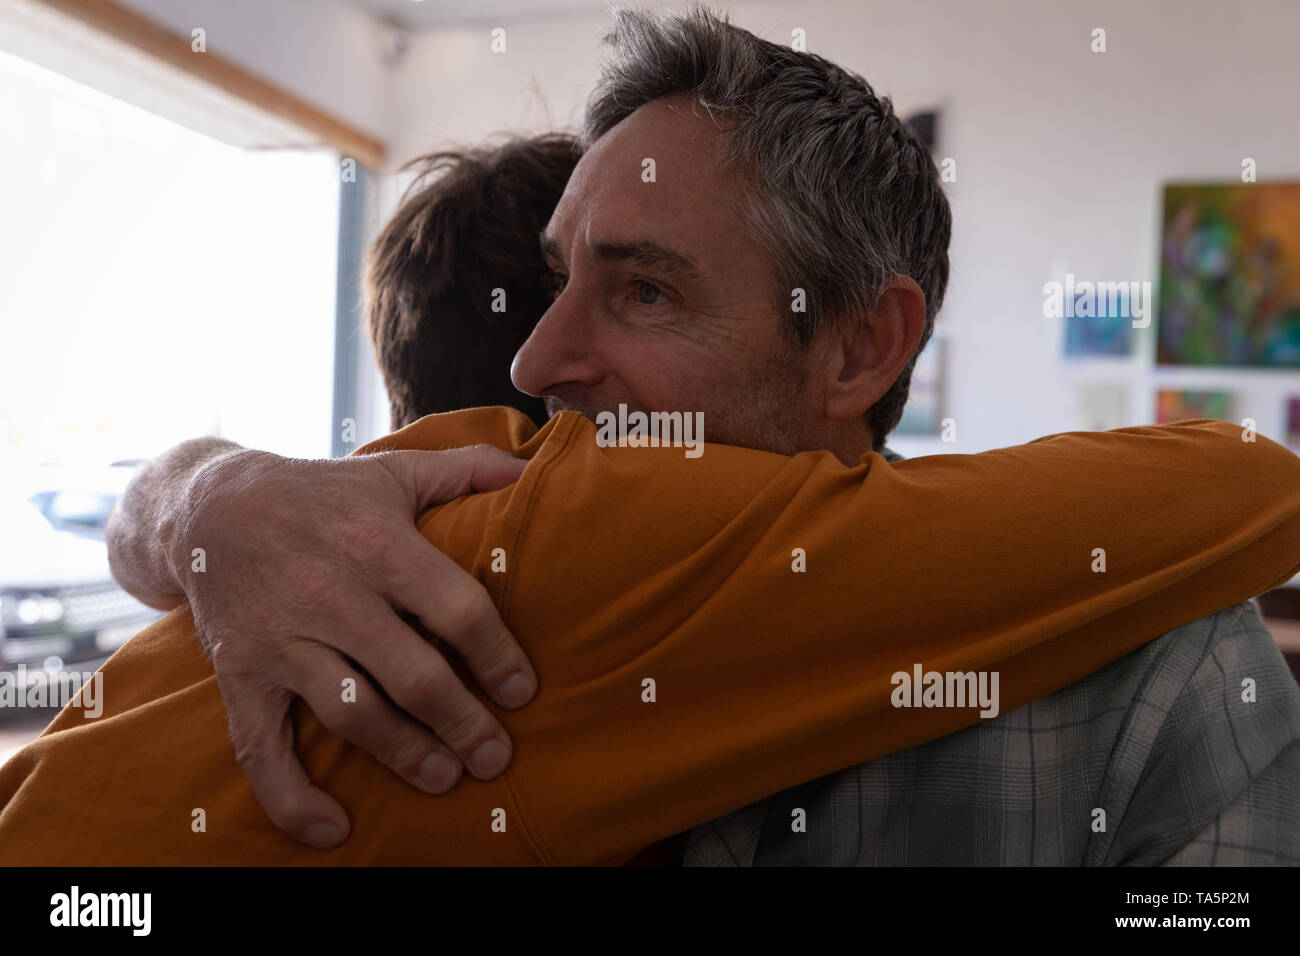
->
[0, 41, 351, 756]
[0, 49, 341, 464]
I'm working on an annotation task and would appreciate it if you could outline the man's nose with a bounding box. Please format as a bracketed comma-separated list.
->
[510, 294, 603, 398]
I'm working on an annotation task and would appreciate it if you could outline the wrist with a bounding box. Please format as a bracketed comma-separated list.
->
[166, 446, 272, 590]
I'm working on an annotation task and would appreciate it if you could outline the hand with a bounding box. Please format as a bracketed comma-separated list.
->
[169, 444, 534, 848]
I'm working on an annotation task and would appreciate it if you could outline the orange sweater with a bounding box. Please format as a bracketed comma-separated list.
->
[1, 408, 1298, 865]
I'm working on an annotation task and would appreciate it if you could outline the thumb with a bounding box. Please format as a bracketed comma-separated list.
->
[385, 445, 528, 512]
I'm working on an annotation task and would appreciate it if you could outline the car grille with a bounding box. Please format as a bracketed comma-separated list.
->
[58, 585, 153, 630]
[1, 584, 160, 667]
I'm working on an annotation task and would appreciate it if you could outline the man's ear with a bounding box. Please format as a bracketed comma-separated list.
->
[823, 275, 927, 421]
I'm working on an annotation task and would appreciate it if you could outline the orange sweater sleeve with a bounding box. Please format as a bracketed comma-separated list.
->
[0, 408, 1296, 865]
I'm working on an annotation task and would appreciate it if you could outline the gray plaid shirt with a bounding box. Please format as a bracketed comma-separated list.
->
[682, 448, 1300, 866]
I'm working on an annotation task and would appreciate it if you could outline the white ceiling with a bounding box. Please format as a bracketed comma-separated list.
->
[345, 0, 618, 30]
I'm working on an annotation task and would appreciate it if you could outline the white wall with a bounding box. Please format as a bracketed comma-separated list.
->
[387, 16, 603, 166]
[114, 0, 392, 144]
[381, 0, 1300, 454]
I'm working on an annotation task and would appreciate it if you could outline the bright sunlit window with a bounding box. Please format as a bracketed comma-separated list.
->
[0, 48, 341, 467]
[0, 48, 346, 762]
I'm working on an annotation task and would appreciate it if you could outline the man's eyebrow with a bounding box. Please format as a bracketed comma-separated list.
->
[592, 239, 707, 282]
[538, 232, 707, 283]
[539, 232, 562, 264]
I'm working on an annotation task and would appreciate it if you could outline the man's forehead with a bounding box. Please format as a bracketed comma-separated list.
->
[546, 98, 731, 249]
[591, 98, 721, 177]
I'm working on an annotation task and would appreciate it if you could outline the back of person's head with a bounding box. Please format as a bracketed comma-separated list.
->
[583, 4, 951, 451]
[365, 133, 583, 430]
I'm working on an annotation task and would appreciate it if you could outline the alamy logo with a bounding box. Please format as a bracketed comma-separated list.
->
[0, 666, 102, 717]
[50, 886, 151, 936]
[1042, 273, 1152, 328]
[891, 664, 1000, 718]
[594, 403, 704, 458]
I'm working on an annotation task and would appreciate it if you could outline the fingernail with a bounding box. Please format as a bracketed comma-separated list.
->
[303, 822, 344, 848]
[470, 738, 509, 778]
[498, 672, 535, 708]
[418, 752, 460, 793]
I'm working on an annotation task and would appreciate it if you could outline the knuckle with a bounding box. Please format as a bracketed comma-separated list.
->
[377, 730, 428, 776]
[437, 587, 493, 642]
[469, 630, 515, 676]
[437, 700, 490, 749]
[284, 562, 344, 614]
[314, 693, 365, 738]
[388, 655, 453, 711]
[338, 519, 392, 568]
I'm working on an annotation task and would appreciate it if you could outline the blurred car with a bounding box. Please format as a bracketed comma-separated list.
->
[26, 488, 120, 541]
[22, 461, 142, 541]
[0, 478, 162, 680]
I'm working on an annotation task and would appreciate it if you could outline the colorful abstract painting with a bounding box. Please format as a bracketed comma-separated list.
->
[1155, 388, 1233, 424]
[1157, 182, 1300, 367]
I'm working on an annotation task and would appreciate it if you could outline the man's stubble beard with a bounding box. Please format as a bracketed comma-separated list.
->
[541, 349, 822, 456]
[705, 349, 821, 456]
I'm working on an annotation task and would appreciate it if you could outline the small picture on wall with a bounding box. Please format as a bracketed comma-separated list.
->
[895, 337, 945, 435]
[904, 110, 939, 153]
[1156, 388, 1233, 424]
[1064, 290, 1135, 357]
[1287, 397, 1300, 449]
[1074, 383, 1128, 431]
[895, 91, 944, 155]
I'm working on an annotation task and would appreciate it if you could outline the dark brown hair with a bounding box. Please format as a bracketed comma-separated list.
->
[364, 133, 583, 430]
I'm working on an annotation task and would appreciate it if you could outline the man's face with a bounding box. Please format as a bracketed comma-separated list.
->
[510, 95, 831, 455]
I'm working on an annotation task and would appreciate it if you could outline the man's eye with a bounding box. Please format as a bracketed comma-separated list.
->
[546, 272, 568, 300]
[631, 279, 668, 305]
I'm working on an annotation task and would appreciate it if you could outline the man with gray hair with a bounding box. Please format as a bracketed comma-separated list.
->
[94, 3, 1298, 864]
[512, 3, 1298, 865]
